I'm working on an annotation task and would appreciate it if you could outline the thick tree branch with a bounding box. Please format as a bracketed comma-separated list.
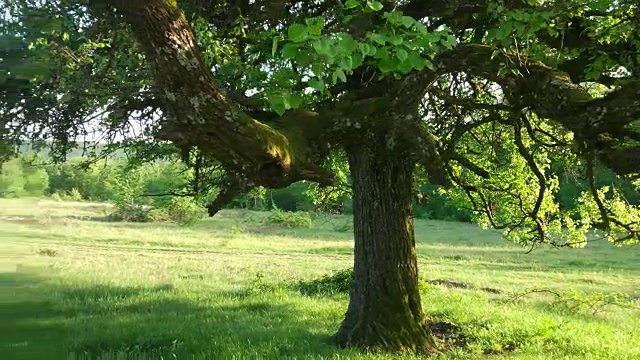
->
[434, 44, 640, 176]
[103, 0, 335, 188]
[410, 123, 451, 187]
[206, 172, 254, 216]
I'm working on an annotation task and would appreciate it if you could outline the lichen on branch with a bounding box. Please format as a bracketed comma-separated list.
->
[102, 0, 335, 188]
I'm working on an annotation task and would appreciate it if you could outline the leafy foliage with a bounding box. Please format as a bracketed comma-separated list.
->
[0, 159, 27, 197]
[297, 269, 353, 296]
[265, 208, 313, 228]
[0, 155, 49, 197]
[163, 197, 206, 226]
[0, 0, 640, 292]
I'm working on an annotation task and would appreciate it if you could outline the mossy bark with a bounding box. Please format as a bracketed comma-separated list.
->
[105, 0, 334, 188]
[334, 134, 438, 355]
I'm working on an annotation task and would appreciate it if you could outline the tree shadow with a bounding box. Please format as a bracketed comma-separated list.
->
[0, 271, 340, 359]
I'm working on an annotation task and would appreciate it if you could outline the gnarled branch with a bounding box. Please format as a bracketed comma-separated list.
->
[102, 0, 336, 189]
[434, 44, 640, 177]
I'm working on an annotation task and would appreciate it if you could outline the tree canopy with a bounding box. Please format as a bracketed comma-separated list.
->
[2, 1, 640, 352]
[3, 0, 639, 247]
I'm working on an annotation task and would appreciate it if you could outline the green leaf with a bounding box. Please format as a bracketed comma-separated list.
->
[368, 33, 387, 45]
[397, 60, 414, 74]
[373, 46, 388, 59]
[312, 38, 336, 58]
[305, 17, 324, 36]
[332, 68, 347, 84]
[308, 78, 325, 91]
[295, 50, 313, 66]
[396, 48, 408, 62]
[311, 63, 324, 77]
[267, 94, 287, 115]
[388, 35, 403, 46]
[282, 43, 298, 59]
[400, 16, 416, 29]
[345, 0, 360, 9]
[288, 24, 309, 42]
[407, 51, 425, 70]
[285, 93, 304, 109]
[378, 56, 400, 73]
[351, 52, 364, 68]
[339, 57, 353, 70]
[338, 34, 358, 53]
[424, 59, 434, 70]
[440, 33, 457, 49]
[271, 37, 278, 57]
[366, 1, 383, 11]
[359, 43, 372, 56]
[496, 23, 512, 41]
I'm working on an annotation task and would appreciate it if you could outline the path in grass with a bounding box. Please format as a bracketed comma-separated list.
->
[1, 198, 639, 359]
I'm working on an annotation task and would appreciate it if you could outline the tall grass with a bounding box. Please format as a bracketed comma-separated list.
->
[1, 198, 639, 359]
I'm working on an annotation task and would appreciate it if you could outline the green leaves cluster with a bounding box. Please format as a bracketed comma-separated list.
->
[266, 3, 456, 114]
[574, 187, 640, 245]
[485, 5, 555, 46]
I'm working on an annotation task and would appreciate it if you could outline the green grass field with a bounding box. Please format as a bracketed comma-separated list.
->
[1, 198, 639, 359]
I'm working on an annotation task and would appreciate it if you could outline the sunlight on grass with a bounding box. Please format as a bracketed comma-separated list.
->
[1, 198, 639, 359]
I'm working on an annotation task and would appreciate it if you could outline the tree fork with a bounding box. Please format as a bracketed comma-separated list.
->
[104, 0, 334, 188]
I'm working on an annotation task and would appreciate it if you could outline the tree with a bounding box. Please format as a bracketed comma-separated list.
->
[2, 0, 640, 354]
[0, 158, 25, 197]
[20, 153, 50, 196]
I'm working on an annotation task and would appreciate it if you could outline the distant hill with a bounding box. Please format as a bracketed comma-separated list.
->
[18, 141, 127, 160]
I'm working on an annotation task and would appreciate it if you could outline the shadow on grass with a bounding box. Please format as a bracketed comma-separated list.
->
[0, 272, 339, 359]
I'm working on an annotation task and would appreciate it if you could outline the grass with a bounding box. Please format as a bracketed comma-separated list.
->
[1, 198, 639, 359]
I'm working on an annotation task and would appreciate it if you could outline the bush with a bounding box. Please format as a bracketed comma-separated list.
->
[108, 196, 205, 225]
[297, 269, 353, 296]
[0, 159, 25, 197]
[414, 185, 473, 222]
[108, 202, 150, 222]
[20, 155, 49, 197]
[45, 159, 118, 201]
[332, 221, 351, 232]
[147, 207, 170, 222]
[49, 192, 63, 202]
[67, 187, 83, 201]
[266, 209, 313, 228]
[164, 197, 205, 226]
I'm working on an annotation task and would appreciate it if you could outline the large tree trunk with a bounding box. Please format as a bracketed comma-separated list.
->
[334, 139, 438, 354]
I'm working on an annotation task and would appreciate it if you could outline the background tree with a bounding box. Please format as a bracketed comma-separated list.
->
[2, 0, 640, 354]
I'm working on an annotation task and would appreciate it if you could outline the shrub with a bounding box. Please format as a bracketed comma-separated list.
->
[108, 202, 150, 222]
[0, 159, 25, 198]
[164, 197, 205, 226]
[297, 269, 353, 296]
[333, 221, 351, 232]
[266, 208, 313, 228]
[67, 187, 83, 201]
[21, 156, 49, 197]
[45, 159, 116, 201]
[107, 167, 151, 222]
[147, 207, 170, 223]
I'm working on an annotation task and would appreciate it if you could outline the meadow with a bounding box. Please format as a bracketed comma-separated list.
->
[1, 198, 639, 359]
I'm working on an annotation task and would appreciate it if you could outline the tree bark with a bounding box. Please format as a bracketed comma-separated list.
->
[334, 134, 438, 354]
